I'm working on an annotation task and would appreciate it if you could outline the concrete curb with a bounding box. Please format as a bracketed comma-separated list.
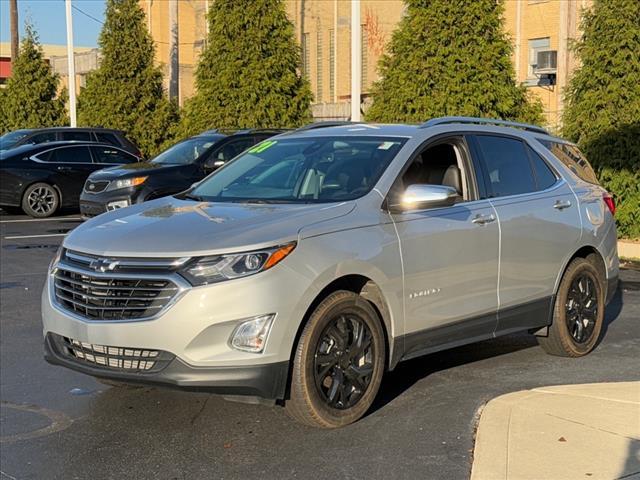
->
[619, 241, 640, 260]
[471, 382, 640, 480]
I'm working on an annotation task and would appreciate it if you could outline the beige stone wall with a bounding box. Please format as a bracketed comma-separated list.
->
[139, 0, 592, 126]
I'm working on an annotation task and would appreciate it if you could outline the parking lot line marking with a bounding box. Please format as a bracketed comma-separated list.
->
[3, 234, 67, 240]
[0, 217, 82, 224]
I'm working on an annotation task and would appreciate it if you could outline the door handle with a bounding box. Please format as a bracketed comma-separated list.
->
[472, 214, 496, 225]
[57, 166, 72, 171]
[554, 200, 572, 210]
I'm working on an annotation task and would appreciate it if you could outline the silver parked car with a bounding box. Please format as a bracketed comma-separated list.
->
[42, 117, 619, 428]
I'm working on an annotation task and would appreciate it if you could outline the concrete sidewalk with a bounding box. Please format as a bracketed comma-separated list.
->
[471, 382, 640, 480]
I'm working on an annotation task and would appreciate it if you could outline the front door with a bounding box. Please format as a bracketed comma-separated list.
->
[390, 136, 500, 359]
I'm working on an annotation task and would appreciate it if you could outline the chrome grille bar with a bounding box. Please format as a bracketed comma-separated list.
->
[52, 262, 185, 321]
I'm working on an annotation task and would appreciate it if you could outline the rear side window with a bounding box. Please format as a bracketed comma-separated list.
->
[47, 146, 92, 163]
[94, 132, 120, 146]
[538, 139, 599, 184]
[474, 135, 536, 197]
[91, 146, 136, 164]
[60, 131, 92, 142]
[526, 145, 557, 190]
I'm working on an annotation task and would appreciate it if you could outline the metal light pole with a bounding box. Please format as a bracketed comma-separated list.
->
[350, 0, 361, 122]
[65, 0, 77, 127]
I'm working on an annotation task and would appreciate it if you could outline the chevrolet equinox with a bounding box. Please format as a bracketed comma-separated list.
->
[42, 117, 619, 428]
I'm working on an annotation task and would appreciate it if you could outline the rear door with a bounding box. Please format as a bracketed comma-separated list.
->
[470, 134, 581, 333]
[42, 146, 96, 204]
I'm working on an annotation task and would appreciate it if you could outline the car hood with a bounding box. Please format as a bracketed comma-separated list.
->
[64, 196, 356, 257]
[91, 161, 185, 179]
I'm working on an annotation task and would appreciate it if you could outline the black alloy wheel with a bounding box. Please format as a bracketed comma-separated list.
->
[313, 314, 374, 409]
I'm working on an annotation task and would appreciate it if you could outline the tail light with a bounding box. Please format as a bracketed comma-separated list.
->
[603, 192, 615, 216]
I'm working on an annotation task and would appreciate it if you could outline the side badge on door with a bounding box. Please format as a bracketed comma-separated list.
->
[409, 288, 441, 300]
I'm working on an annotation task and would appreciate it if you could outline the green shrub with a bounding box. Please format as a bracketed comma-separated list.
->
[366, 0, 543, 124]
[1, 25, 67, 132]
[562, 0, 640, 239]
[178, 0, 312, 136]
[78, 0, 178, 157]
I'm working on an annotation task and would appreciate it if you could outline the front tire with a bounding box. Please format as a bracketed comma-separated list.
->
[286, 291, 386, 428]
[538, 257, 605, 357]
[21, 183, 59, 218]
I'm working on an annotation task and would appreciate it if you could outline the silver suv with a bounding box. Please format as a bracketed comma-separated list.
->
[42, 117, 619, 428]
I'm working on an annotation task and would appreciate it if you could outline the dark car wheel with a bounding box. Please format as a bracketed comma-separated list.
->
[286, 290, 386, 428]
[21, 183, 59, 218]
[538, 257, 605, 357]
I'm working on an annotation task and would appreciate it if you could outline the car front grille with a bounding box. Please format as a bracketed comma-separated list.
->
[84, 179, 110, 194]
[60, 336, 173, 373]
[53, 267, 180, 321]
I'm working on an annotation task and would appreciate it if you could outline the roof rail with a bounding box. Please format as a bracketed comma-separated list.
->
[420, 116, 548, 135]
[292, 121, 357, 132]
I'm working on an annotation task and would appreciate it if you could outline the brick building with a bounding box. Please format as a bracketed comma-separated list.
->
[140, 0, 592, 129]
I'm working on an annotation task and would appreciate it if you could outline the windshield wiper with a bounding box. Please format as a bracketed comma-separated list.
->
[231, 199, 289, 204]
[181, 193, 204, 201]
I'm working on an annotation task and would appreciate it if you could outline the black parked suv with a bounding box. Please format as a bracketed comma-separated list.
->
[0, 142, 140, 217]
[79, 129, 284, 218]
[0, 127, 141, 157]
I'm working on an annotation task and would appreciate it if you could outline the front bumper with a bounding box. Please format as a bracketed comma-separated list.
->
[44, 333, 289, 399]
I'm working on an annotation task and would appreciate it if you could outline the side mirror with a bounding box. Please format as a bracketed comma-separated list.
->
[391, 184, 458, 212]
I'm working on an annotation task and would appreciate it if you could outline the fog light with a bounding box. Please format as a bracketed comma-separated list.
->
[107, 200, 130, 210]
[229, 314, 275, 353]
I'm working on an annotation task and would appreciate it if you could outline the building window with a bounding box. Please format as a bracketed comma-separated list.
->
[301, 33, 310, 79]
[329, 29, 335, 101]
[316, 31, 323, 102]
[528, 37, 550, 79]
[361, 26, 368, 90]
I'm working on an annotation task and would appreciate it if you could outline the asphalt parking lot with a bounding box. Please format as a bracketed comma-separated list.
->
[1, 210, 639, 480]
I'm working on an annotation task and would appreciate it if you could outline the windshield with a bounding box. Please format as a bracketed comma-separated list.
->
[189, 136, 407, 203]
[0, 130, 32, 151]
[151, 136, 222, 165]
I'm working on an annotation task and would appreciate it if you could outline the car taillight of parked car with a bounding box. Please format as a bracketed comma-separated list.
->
[603, 192, 616, 216]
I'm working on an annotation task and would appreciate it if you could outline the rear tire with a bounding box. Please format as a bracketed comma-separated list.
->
[286, 291, 386, 428]
[538, 257, 605, 357]
[21, 183, 59, 218]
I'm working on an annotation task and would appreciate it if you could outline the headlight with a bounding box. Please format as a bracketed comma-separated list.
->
[180, 242, 296, 286]
[109, 176, 147, 190]
[49, 245, 64, 272]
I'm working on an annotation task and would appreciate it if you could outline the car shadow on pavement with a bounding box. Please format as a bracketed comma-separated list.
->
[369, 332, 539, 415]
[370, 280, 627, 416]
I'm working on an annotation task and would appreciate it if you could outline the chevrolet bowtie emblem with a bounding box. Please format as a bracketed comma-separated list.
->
[89, 258, 119, 272]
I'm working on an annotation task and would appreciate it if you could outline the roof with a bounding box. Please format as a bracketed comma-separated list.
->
[284, 123, 420, 138]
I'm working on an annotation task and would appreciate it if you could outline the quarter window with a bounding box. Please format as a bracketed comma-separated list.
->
[475, 135, 536, 197]
[91, 146, 136, 164]
[537, 139, 599, 185]
[94, 132, 119, 146]
[527, 145, 557, 190]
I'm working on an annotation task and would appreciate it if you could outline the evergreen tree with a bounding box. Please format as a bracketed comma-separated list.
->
[563, 0, 640, 238]
[367, 0, 543, 124]
[2, 25, 66, 132]
[78, 0, 177, 156]
[179, 0, 312, 136]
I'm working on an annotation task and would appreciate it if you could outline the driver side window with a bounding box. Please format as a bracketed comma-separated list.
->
[400, 139, 470, 202]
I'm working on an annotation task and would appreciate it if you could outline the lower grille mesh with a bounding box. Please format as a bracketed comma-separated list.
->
[62, 337, 172, 373]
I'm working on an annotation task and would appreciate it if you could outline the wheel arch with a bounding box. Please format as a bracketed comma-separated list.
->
[282, 274, 395, 402]
[554, 245, 607, 296]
